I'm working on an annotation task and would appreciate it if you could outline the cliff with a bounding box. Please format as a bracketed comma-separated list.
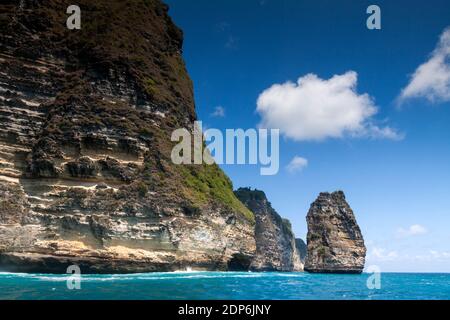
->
[295, 238, 307, 264]
[235, 188, 304, 272]
[304, 191, 366, 274]
[0, 0, 255, 273]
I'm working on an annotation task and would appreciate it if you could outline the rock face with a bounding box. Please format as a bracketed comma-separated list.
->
[0, 0, 255, 273]
[295, 239, 307, 264]
[304, 191, 366, 274]
[235, 188, 303, 272]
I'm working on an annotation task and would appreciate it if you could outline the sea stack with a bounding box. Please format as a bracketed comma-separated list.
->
[305, 191, 366, 274]
[235, 188, 304, 272]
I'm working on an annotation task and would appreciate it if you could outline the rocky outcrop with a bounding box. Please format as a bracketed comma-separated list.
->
[0, 0, 255, 273]
[304, 191, 366, 274]
[295, 238, 307, 264]
[235, 188, 303, 272]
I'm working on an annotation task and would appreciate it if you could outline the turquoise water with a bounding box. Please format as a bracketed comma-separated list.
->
[0, 272, 449, 300]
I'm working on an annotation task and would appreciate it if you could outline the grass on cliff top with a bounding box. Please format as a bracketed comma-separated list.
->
[234, 187, 267, 203]
[30, 0, 195, 119]
[180, 164, 254, 223]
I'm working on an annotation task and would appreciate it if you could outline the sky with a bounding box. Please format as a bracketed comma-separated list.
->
[165, 0, 450, 272]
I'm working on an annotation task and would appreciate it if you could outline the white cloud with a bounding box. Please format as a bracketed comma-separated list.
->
[211, 106, 225, 118]
[429, 250, 450, 259]
[367, 247, 450, 264]
[397, 224, 428, 237]
[399, 27, 450, 104]
[286, 156, 308, 173]
[368, 247, 399, 261]
[363, 124, 404, 141]
[257, 71, 402, 141]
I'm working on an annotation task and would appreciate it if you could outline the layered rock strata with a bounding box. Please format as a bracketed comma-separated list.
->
[295, 238, 307, 264]
[0, 0, 255, 273]
[304, 191, 366, 274]
[235, 188, 304, 272]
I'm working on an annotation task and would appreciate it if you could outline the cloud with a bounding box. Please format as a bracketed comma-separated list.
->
[397, 224, 428, 237]
[286, 156, 308, 173]
[399, 27, 450, 104]
[211, 106, 225, 118]
[257, 71, 402, 141]
[368, 247, 399, 261]
[367, 247, 450, 264]
[429, 250, 450, 259]
[363, 124, 404, 141]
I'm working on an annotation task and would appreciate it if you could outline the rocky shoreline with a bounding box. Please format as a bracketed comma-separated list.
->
[0, 189, 366, 274]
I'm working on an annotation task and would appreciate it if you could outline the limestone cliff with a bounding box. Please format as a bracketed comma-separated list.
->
[0, 0, 255, 273]
[304, 191, 366, 274]
[295, 238, 307, 264]
[235, 188, 303, 272]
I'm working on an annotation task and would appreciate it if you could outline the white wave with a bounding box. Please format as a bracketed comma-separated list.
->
[0, 271, 307, 283]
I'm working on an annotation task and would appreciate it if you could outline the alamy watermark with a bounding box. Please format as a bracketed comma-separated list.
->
[59, 4, 380, 31]
[66, 265, 81, 290]
[367, 5, 381, 30]
[171, 121, 280, 176]
[66, 5, 81, 30]
[366, 265, 382, 290]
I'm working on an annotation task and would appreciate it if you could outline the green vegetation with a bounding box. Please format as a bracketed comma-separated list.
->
[234, 187, 267, 203]
[282, 218, 293, 231]
[317, 246, 327, 256]
[310, 233, 321, 241]
[180, 164, 254, 222]
[136, 181, 148, 197]
[144, 77, 159, 97]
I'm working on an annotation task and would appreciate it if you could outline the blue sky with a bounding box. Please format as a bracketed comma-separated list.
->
[165, 0, 450, 272]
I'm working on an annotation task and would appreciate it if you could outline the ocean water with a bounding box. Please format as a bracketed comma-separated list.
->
[0, 272, 449, 300]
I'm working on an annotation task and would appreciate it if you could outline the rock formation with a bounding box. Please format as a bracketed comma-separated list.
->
[295, 238, 307, 264]
[304, 191, 366, 274]
[235, 188, 304, 272]
[0, 0, 256, 273]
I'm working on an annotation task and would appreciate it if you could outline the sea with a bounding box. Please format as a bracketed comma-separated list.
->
[0, 272, 449, 300]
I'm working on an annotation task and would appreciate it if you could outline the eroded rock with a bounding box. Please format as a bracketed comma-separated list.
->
[235, 188, 304, 272]
[304, 191, 366, 274]
[295, 238, 307, 264]
[0, 0, 255, 273]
